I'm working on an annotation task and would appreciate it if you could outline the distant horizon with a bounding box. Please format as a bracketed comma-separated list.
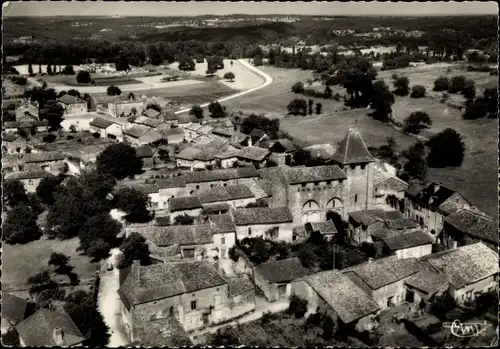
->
[3, 1, 498, 17]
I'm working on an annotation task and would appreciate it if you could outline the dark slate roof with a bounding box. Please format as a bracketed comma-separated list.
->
[153, 176, 186, 189]
[142, 108, 161, 119]
[343, 256, 422, 290]
[118, 261, 227, 308]
[4, 170, 51, 180]
[198, 184, 255, 203]
[133, 315, 192, 347]
[123, 124, 150, 138]
[304, 270, 380, 324]
[233, 207, 293, 225]
[375, 230, 434, 251]
[405, 263, 450, 295]
[331, 127, 375, 165]
[227, 275, 255, 297]
[281, 165, 346, 184]
[23, 151, 65, 163]
[58, 94, 86, 105]
[202, 203, 231, 214]
[255, 258, 310, 283]
[169, 196, 203, 212]
[305, 220, 338, 235]
[15, 309, 85, 346]
[444, 208, 497, 244]
[135, 145, 154, 159]
[182, 166, 258, 184]
[89, 117, 114, 129]
[1, 292, 28, 325]
[236, 146, 270, 161]
[407, 182, 466, 210]
[2, 132, 20, 142]
[129, 224, 213, 246]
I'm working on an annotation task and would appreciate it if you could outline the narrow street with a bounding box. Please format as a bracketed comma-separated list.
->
[97, 249, 129, 347]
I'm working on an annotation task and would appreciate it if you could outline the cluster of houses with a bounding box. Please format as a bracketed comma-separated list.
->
[2, 88, 498, 346]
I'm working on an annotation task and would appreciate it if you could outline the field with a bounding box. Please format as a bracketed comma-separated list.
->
[2, 236, 100, 291]
[220, 64, 497, 216]
[66, 76, 143, 87]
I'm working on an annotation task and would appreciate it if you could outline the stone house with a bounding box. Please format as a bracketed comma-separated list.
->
[183, 124, 214, 143]
[176, 145, 219, 170]
[15, 101, 39, 121]
[89, 117, 125, 141]
[1, 292, 28, 335]
[215, 149, 240, 168]
[23, 151, 66, 174]
[183, 166, 260, 195]
[198, 184, 256, 209]
[141, 108, 162, 119]
[231, 206, 294, 242]
[404, 182, 471, 239]
[372, 162, 408, 211]
[441, 207, 497, 251]
[57, 94, 88, 115]
[304, 220, 338, 242]
[108, 99, 145, 117]
[168, 196, 203, 221]
[292, 270, 380, 332]
[16, 308, 85, 346]
[405, 243, 499, 305]
[4, 170, 51, 193]
[3, 120, 49, 134]
[153, 176, 189, 201]
[158, 127, 185, 144]
[343, 256, 423, 310]
[123, 125, 164, 147]
[236, 146, 270, 168]
[133, 116, 163, 129]
[370, 228, 433, 259]
[259, 139, 297, 166]
[2, 132, 27, 154]
[253, 257, 310, 302]
[117, 260, 255, 338]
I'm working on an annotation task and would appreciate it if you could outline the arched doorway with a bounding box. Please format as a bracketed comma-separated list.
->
[301, 200, 321, 224]
[326, 197, 343, 214]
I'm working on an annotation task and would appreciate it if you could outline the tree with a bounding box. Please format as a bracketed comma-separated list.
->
[27, 192, 44, 215]
[463, 98, 488, 120]
[3, 204, 42, 244]
[315, 102, 323, 114]
[370, 80, 395, 122]
[115, 55, 130, 71]
[28, 63, 34, 76]
[178, 58, 196, 71]
[174, 214, 195, 225]
[96, 143, 143, 180]
[461, 79, 476, 100]
[40, 101, 64, 130]
[433, 76, 450, 91]
[293, 148, 312, 166]
[403, 111, 433, 134]
[206, 65, 216, 76]
[429, 289, 457, 319]
[449, 75, 467, 93]
[3, 179, 29, 207]
[38, 64, 42, 74]
[291, 81, 305, 94]
[114, 187, 152, 223]
[127, 92, 135, 100]
[48, 252, 70, 273]
[400, 141, 427, 181]
[106, 85, 122, 96]
[410, 85, 426, 98]
[240, 114, 280, 138]
[323, 85, 333, 99]
[78, 213, 121, 259]
[253, 55, 263, 66]
[210, 328, 241, 346]
[288, 294, 308, 318]
[287, 98, 308, 115]
[393, 75, 410, 96]
[78, 169, 117, 199]
[36, 175, 63, 205]
[47, 64, 53, 76]
[483, 87, 498, 116]
[189, 104, 204, 120]
[298, 243, 320, 269]
[76, 70, 91, 83]
[208, 101, 226, 118]
[223, 72, 235, 82]
[427, 128, 465, 168]
[61, 65, 75, 75]
[118, 232, 151, 269]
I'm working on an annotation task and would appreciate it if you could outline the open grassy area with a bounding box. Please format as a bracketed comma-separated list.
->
[2, 236, 100, 291]
[66, 76, 143, 87]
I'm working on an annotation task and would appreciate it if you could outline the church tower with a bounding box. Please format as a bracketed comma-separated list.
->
[331, 127, 375, 214]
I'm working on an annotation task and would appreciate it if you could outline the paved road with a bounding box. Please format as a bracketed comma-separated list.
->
[97, 250, 129, 347]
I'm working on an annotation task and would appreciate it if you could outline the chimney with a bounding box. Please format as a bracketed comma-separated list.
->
[53, 328, 63, 345]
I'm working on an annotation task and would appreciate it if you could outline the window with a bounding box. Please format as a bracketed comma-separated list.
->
[191, 301, 197, 310]
[314, 182, 319, 186]
[360, 164, 366, 170]
[221, 237, 225, 245]
[28, 179, 34, 185]
[248, 227, 252, 235]
[224, 183, 227, 187]
[326, 180, 332, 185]
[354, 194, 358, 203]
[196, 185, 199, 189]
[387, 296, 393, 307]
[169, 306, 174, 317]
[301, 183, 306, 188]
[350, 164, 356, 170]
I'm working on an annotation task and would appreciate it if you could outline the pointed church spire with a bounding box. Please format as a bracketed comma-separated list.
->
[331, 127, 375, 165]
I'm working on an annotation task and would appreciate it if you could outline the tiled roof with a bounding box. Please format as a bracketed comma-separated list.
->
[423, 242, 499, 290]
[123, 124, 150, 138]
[304, 144, 336, 159]
[331, 127, 374, 165]
[305, 220, 338, 235]
[374, 230, 434, 251]
[212, 127, 233, 137]
[305, 270, 380, 324]
[118, 261, 227, 307]
[4, 120, 49, 129]
[176, 146, 218, 161]
[182, 166, 258, 184]
[236, 146, 270, 161]
[23, 151, 65, 163]
[2, 132, 21, 142]
[227, 275, 255, 297]
[89, 117, 114, 129]
[405, 263, 450, 295]
[58, 94, 86, 105]
[153, 176, 186, 189]
[198, 184, 255, 203]
[343, 256, 422, 290]
[281, 165, 346, 184]
[15, 309, 85, 346]
[4, 170, 51, 180]
[244, 179, 272, 199]
[202, 203, 231, 214]
[134, 116, 163, 128]
[233, 206, 293, 225]
[373, 166, 408, 188]
[255, 257, 310, 283]
[142, 108, 161, 119]
[169, 196, 202, 212]
[135, 145, 154, 158]
[407, 182, 467, 210]
[261, 139, 296, 153]
[133, 315, 192, 347]
[349, 209, 410, 228]
[209, 213, 236, 233]
[129, 224, 213, 246]
[250, 128, 267, 140]
[1, 292, 28, 325]
[215, 149, 240, 159]
[138, 129, 163, 144]
[444, 208, 497, 244]
[159, 127, 185, 137]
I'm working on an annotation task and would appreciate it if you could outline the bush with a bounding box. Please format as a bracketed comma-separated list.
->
[433, 76, 450, 91]
[306, 312, 324, 327]
[223, 72, 235, 81]
[62, 65, 75, 75]
[92, 132, 101, 139]
[410, 85, 426, 98]
[461, 79, 476, 100]
[107, 85, 122, 96]
[291, 81, 305, 94]
[449, 76, 467, 93]
[403, 111, 432, 134]
[393, 76, 410, 96]
[76, 70, 91, 83]
[288, 294, 308, 318]
[287, 98, 308, 115]
[42, 134, 57, 143]
[427, 128, 465, 168]
[324, 85, 333, 99]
